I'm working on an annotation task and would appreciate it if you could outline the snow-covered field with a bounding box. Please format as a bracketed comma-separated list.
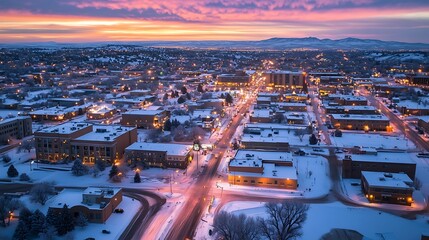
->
[197, 201, 429, 240]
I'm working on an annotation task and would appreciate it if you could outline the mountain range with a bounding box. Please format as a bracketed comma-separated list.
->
[1, 37, 429, 50]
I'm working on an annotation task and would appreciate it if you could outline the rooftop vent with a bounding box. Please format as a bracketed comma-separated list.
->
[384, 173, 393, 178]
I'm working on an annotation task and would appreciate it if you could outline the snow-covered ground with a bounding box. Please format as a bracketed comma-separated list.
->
[196, 200, 429, 240]
[10, 190, 141, 240]
[330, 132, 415, 150]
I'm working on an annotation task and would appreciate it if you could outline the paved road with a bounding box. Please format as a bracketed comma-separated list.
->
[165, 97, 254, 240]
[362, 88, 429, 151]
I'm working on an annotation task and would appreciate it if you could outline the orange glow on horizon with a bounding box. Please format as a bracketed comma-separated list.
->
[0, 5, 428, 43]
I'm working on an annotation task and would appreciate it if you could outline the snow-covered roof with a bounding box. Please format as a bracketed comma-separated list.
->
[361, 171, 413, 189]
[83, 187, 121, 198]
[0, 116, 30, 125]
[330, 114, 388, 121]
[73, 125, 135, 142]
[122, 109, 165, 116]
[232, 150, 294, 166]
[36, 122, 92, 135]
[251, 109, 271, 118]
[396, 100, 429, 110]
[346, 152, 415, 164]
[126, 142, 190, 156]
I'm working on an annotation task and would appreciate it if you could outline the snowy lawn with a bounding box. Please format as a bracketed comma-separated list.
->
[196, 201, 429, 240]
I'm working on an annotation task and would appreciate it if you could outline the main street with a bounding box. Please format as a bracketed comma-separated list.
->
[165, 94, 255, 240]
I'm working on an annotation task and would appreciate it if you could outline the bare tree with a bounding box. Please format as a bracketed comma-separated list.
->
[294, 129, 307, 142]
[258, 201, 309, 240]
[273, 112, 286, 123]
[29, 182, 55, 205]
[213, 211, 260, 240]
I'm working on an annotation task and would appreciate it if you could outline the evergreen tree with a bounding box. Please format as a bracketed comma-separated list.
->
[163, 93, 169, 101]
[186, 92, 191, 100]
[30, 209, 46, 236]
[19, 173, 30, 181]
[109, 165, 119, 179]
[172, 119, 180, 128]
[225, 93, 233, 105]
[71, 159, 89, 176]
[177, 95, 186, 104]
[334, 129, 343, 137]
[19, 207, 33, 227]
[164, 119, 172, 131]
[309, 134, 318, 145]
[181, 86, 187, 94]
[7, 164, 19, 177]
[95, 159, 106, 172]
[38, 223, 57, 240]
[134, 172, 141, 183]
[197, 83, 204, 92]
[220, 93, 225, 98]
[57, 204, 74, 236]
[46, 208, 57, 227]
[74, 213, 88, 228]
[13, 221, 29, 240]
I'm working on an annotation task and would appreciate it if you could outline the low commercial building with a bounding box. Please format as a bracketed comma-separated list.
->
[361, 171, 414, 205]
[87, 104, 116, 120]
[263, 70, 305, 89]
[216, 72, 251, 89]
[334, 96, 368, 106]
[417, 116, 429, 133]
[48, 187, 122, 223]
[48, 98, 84, 107]
[275, 102, 307, 112]
[30, 105, 88, 121]
[35, 122, 93, 163]
[71, 125, 137, 164]
[0, 116, 32, 144]
[228, 150, 297, 189]
[125, 142, 191, 168]
[330, 114, 390, 131]
[342, 154, 416, 180]
[396, 100, 429, 116]
[121, 109, 169, 129]
[283, 93, 308, 103]
[249, 109, 272, 123]
[325, 105, 379, 115]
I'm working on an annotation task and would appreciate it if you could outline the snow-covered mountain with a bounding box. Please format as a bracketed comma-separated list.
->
[1, 37, 429, 50]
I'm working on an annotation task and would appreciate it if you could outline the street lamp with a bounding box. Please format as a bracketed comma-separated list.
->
[193, 139, 201, 170]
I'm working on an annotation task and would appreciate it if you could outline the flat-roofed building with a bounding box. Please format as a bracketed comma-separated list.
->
[35, 122, 93, 163]
[275, 102, 307, 112]
[335, 96, 368, 106]
[325, 105, 379, 115]
[361, 171, 414, 205]
[263, 70, 305, 89]
[330, 114, 390, 131]
[48, 98, 84, 107]
[48, 187, 122, 223]
[30, 105, 88, 121]
[125, 142, 191, 168]
[342, 154, 416, 180]
[121, 109, 169, 129]
[249, 109, 272, 123]
[71, 125, 137, 164]
[87, 104, 116, 120]
[396, 100, 429, 116]
[0, 116, 32, 144]
[216, 72, 251, 89]
[228, 150, 297, 189]
[283, 93, 308, 103]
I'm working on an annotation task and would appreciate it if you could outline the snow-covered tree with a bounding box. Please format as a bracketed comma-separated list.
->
[13, 221, 29, 240]
[29, 182, 54, 205]
[134, 172, 141, 183]
[57, 204, 74, 236]
[7, 164, 19, 177]
[74, 213, 88, 228]
[19, 173, 30, 182]
[30, 209, 46, 236]
[71, 159, 89, 176]
[0, 196, 21, 226]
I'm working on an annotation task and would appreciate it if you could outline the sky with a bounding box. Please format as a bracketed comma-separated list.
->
[0, 0, 428, 43]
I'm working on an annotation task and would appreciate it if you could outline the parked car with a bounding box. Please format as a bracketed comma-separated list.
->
[294, 150, 306, 156]
[102, 230, 111, 234]
[312, 147, 324, 152]
[335, 148, 344, 153]
[114, 208, 124, 213]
